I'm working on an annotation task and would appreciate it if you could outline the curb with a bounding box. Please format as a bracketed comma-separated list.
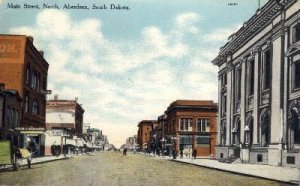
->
[170, 159, 299, 185]
[0, 156, 71, 171]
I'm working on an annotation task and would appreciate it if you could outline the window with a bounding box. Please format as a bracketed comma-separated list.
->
[179, 118, 193, 131]
[292, 22, 300, 43]
[257, 154, 263, 162]
[32, 99, 39, 114]
[262, 50, 271, 90]
[222, 73, 227, 86]
[15, 111, 19, 128]
[24, 95, 29, 113]
[287, 156, 295, 164]
[197, 119, 210, 132]
[221, 93, 227, 117]
[25, 66, 30, 85]
[179, 135, 193, 149]
[11, 109, 14, 127]
[36, 73, 40, 91]
[220, 121, 226, 146]
[293, 60, 300, 90]
[232, 119, 240, 145]
[245, 118, 253, 145]
[247, 60, 255, 96]
[235, 67, 241, 101]
[261, 113, 270, 147]
[197, 136, 210, 145]
[31, 71, 37, 89]
[6, 107, 10, 126]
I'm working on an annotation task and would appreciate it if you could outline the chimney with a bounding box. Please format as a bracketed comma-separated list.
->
[54, 94, 58, 100]
[27, 36, 34, 43]
[0, 83, 5, 91]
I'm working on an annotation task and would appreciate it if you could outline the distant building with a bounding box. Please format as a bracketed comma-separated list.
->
[164, 100, 218, 157]
[137, 120, 157, 151]
[212, 0, 300, 167]
[44, 97, 85, 155]
[125, 135, 137, 150]
[0, 35, 49, 155]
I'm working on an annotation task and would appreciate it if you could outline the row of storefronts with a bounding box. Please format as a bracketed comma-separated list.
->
[137, 100, 218, 158]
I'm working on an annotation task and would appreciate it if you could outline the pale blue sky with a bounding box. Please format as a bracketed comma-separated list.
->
[0, 0, 268, 147]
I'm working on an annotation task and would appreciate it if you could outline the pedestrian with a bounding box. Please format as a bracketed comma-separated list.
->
[180, 150, 183, 159]
[123, 147, 127, 156]
[192, 149, 197, 159]
[27, 141, 37, 168]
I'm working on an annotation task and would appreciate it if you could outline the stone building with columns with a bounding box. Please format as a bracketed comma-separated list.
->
[212, 0, 300, 168]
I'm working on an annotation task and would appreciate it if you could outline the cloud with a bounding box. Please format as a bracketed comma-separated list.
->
[9, 9, 236, 147]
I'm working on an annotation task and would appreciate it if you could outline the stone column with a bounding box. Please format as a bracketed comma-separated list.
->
[226, 69, 232, 146]
[217, 75, 222, 145]
[253, 47, 260, 145]
[240, 58, 247, 144]
[269, 26, 285, 166]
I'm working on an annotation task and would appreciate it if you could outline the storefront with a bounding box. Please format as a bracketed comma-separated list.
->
[15, 128, 45, 156]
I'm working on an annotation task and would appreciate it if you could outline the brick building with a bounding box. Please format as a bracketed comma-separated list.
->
[0, 35, 49, 155]
[164, 100, 218, 157]
[137, 120, 157, 151]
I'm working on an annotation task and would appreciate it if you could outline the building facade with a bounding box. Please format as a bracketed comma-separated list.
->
[212, 0, 300, 167]
[45, 98, 85, 155]
[137, 120, 156, 151]
[0, 35, 49, 155]
[164, 100, 218, 157]
[0, 84, 21, 146]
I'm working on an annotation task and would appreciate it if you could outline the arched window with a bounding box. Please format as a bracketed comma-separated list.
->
[32, 99, 39, 114]
[261, 112, 270, 147]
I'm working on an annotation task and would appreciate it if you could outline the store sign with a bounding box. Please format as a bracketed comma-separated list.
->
[52, 129, 63, 136]
[0, 141, 11, 165]
[0, 39, 21, 58]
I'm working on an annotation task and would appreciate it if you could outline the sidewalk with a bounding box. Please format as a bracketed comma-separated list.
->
[0, 155, 70, 170]
[171, 157, 300, 185]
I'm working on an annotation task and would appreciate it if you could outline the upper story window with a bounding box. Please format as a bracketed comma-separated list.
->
[15, 110, 19, 128]
[31, 71, 37, 89]
[247, 59, 255, 96]
[179, 118, 193, 131]
[235, 67, 241, 101]
[262, 49, 271, 90]
[32, 99, 39, 114]
[25, 66, 30, 85]
[24, 95, 29, 113]
[221, 73, 227, 87]
[292, 59, 300, 90]
[292, 22, 300, 44]
[196, 118, 210, 132]
[6, 107, 10, 126]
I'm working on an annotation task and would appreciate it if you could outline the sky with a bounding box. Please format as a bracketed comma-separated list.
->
[0, 0, 268, 148]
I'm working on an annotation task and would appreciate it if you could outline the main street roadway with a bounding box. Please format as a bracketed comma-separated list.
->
[0, 152, 291, 186]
